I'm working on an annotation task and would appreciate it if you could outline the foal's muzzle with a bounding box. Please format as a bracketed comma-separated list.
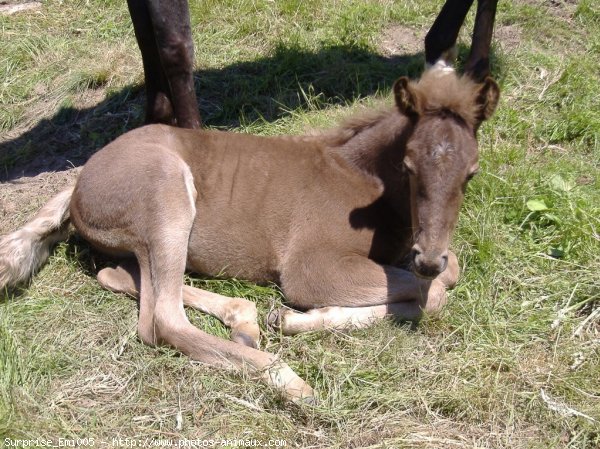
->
[411, 245, 448, 279]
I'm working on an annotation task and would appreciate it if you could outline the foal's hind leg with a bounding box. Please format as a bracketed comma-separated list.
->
[97, 260, 140, 297]
[139, 241, 312, 400]
[74, 147, 311, 400]
[135, 178, 311, 399]
[97, 262, 260, 348]
[182, 287, 260, 349]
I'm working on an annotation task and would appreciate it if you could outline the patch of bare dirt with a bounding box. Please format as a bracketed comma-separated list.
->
[378, 21, 524, 60]
[0, 83, 142, 182]
[521, 0, 577, 20]
[0, 168, 80, 234]
[378, 24, 424, 57]
[495, 24, 523, 53]
[0, 0, 41, 16]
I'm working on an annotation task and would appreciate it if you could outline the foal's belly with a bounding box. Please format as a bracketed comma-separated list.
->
[186, 215, 281, 284]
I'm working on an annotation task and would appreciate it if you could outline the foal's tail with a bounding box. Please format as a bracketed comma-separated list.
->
[0, 188, 74, 290]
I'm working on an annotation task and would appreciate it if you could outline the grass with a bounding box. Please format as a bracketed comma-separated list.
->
[0, 0, 599, 446]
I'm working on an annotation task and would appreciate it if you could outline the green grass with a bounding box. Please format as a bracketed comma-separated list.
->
[1, 0, 599, 446]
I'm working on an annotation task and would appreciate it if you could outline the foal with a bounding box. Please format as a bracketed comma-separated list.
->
[0, 67, 499, 400]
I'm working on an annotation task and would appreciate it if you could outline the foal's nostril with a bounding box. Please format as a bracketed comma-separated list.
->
[411, 246, 448, 279]
[410, 247, 422, 264]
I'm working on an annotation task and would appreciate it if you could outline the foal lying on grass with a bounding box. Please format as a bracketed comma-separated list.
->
[0, 67, 499, 401]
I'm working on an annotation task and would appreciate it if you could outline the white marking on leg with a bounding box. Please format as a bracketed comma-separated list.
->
[431, 59, 456, 73]
[275, 305, 391, 335]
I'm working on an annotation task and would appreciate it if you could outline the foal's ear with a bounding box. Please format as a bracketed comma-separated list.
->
[393, 77, 422, 119]
[475, 77, 500, 123]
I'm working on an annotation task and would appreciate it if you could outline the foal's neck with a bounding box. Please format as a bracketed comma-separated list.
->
[328, 108, 415, 264]
[331, 109, 412, 185]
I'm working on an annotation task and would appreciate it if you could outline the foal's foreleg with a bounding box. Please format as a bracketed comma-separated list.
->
[97, 262, 260, 348]
[271, 279, 447, 335]
[274, 252, 459, 335]
[436, 250, 459, 288]
[269, 301, 427, 336]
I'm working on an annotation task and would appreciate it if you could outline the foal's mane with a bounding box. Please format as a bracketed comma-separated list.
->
[414, 69, 483, 126]
[321, 108, 394, 148]
[322, 69, 483, 148]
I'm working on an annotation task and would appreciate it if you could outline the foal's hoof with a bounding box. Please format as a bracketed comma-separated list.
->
[229, 320, 260, 349]
[293, 392, 318, 406]
[422, 279, 448, 315]
[264, 362, 318, 404]
[231, 329, 259, 349]
[268, 308, 326, 335]
[437, 251, 459, 288]
[267, 308, 300, 335]
[267, 308, 282, 329]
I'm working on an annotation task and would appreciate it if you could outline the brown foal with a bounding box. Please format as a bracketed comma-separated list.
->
[0, 67, 499, 400]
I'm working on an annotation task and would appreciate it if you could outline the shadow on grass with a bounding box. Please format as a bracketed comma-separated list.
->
[0, 43, 425, 181]
[63, 234, 114, 280]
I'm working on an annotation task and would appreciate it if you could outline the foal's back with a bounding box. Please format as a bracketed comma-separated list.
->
[179, 126, 384, 282]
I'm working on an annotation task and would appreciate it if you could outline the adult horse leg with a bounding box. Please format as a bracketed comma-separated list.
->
[146, 0, 201, 128]
[97, 262, 261, 348]
[425, 0, 474, 67]
[425, 0, 498, 76]
[464, 0, 499, 81]
[127, 0, 201, 128]
[271, 252, 459, 335]
[127, 0, 175, 125]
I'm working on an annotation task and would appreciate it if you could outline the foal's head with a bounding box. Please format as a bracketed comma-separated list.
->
[394, 69, 500, 279]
